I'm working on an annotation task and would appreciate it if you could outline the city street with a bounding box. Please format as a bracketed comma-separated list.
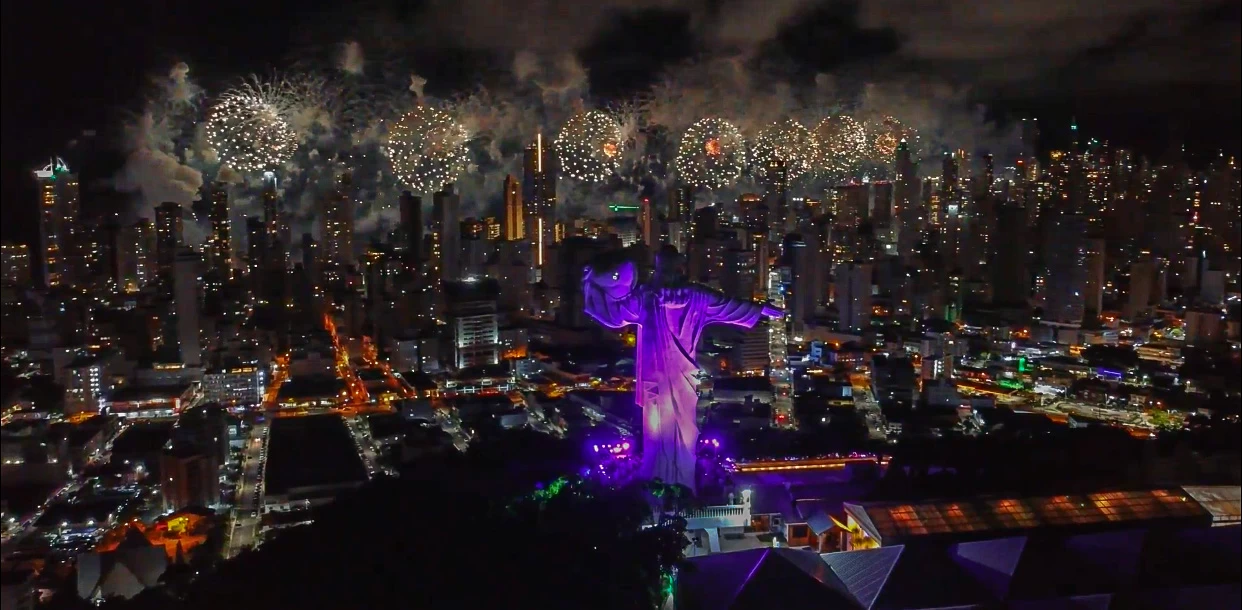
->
[225, 420, 268, 558]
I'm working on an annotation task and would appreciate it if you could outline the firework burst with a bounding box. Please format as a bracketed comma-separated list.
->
[204, 87, 300, 175]
[813, 114, 866, 177]
[868, 115, 915, 162]
[556, 110, 624, 183]
[750, 119, 817, 180]
[674, 118, 746, 189]
[382, 105, 470, 194]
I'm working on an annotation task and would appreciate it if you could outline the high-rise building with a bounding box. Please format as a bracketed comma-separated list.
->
[833, 182, 870, 229]
[871, 181, 894, 225]
[155, 202, 184, 295]
[639, 197, 656, 246]
[445, 279, 500, 370]
[763, 158, 789, 230]
[503, 174, 524, 241]
[669, 186, 693, 224]
[208, 182, 231, 276]
[784, 232, 823, 325]
[262, 179, 289, 271]
[523, 135, 556, 269]
[399, 191, 423, 270]
[35, 158, 79, 288]
[116, 220, 155, 293]
[1, 243, 31, 287]
[432, 185, 462, 281]
[319, 171, 356, 285]
[836, 262, 872, 333]
[173, 247, 202, 367]
[1041, 214, 1088, 325]
[991, 204, 1029, 307]
[1127, 256, 1156, 321]
[1083, 237, 1106, 317]
[245, 217, 268, 293]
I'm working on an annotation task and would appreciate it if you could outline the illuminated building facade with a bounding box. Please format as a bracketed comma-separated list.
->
[36, 158, 79, 288]
[503, 174, 524, 241]
[155, 202, 183, 296]
[208, 182, 231, 276]
[1, 243, 31, 287]
[523, 135, 556, 270]
[432, 185, 461, 281]
[319, 171, 355, 285]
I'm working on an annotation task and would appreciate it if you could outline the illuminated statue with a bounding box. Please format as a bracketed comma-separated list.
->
[583, 259, 782, 492]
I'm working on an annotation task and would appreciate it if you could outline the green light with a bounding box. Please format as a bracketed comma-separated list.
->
[1017, 357, 1028, 373]
[997, 379, 1025, 391]
[609, 204, 640, 213]
[530, 477, 569, 503]
[661, 570, 676, 606]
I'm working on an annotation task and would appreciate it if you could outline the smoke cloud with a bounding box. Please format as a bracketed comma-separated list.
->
[339, 41, 365, 75]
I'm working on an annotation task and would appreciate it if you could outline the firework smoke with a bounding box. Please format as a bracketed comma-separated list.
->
[112, 41, 1020, 251]
[339, 41, 365, 75]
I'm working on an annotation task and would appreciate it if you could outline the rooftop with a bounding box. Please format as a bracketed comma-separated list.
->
[844, 488, 1213, 546]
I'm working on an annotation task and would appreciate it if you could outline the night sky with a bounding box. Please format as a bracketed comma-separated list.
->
[3, 0, 1239, 242]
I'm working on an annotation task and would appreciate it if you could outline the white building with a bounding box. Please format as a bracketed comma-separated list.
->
[201, 363, 266, 407]
[63, 353, 118, 416]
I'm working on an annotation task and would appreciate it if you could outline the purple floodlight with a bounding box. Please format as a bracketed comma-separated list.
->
[583, 260, 781, 492]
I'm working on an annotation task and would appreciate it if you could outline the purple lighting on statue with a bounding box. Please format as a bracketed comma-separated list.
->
[583, 260, 781, 492]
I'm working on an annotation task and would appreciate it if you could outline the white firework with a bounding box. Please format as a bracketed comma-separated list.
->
[204, 89, 300, 175]
[674, 118, 747, 189]
[751, 119, 817, 180]
[556, 110, 624, 183]
[813, 114, 867, 177]
[382, 105, 470, 194]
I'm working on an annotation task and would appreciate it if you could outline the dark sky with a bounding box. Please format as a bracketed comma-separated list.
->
[3, 0, 1239, 241]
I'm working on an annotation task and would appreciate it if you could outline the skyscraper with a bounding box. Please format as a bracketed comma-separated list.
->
[990, 204, 1029, 307]
[433, 185, 461, 281]
[35, 158, 79, 288]
[319, 171, 356, 285]
[503, 174, 524, 241]
[1083, 237, 1106, 317]
[208, 182, 231, 276]
[1042, 214, 1088, 325]
[1, 243, 31, 287]
[836, 262, 872, 333]
[668, 186, 693, 224]
[245, 217, 267, 293]
[1127, 256, 1156, 321]
[639, 197, 656, 246]
[763, 158, 789, 231]
[399, 191, 423, 269]
[173, 247, 202, 367]
[523, 134, 556, 269]
[155, 202, 184, 295]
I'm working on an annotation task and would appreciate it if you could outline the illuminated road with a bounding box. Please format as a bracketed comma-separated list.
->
[225, 420, 268, 558]
[851, 386, 889, 441]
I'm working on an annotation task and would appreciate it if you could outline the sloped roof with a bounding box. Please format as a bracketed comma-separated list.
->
[677, 547, 861, 610]
[819, 546, 904, 609]
[76, 544, 168, 601]
[681, 522, 1241, 610]
[1181, 486, 1241, 526]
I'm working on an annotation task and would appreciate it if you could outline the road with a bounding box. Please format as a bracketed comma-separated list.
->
[851, 386, 889, 441]
[343, 415, 395, 477]
[224, 420, 268, 558]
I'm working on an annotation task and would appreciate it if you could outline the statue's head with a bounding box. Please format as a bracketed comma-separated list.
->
[589, 260, 638, 300]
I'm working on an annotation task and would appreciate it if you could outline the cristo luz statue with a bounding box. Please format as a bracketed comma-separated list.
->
[583, 258, 782, 493]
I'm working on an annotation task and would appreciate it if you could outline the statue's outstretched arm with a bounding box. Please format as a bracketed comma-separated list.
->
[693, 285, 783, 329]
[583, 265, 641, 329]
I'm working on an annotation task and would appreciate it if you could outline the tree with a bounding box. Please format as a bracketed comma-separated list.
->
[116, 430, 685, 610]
